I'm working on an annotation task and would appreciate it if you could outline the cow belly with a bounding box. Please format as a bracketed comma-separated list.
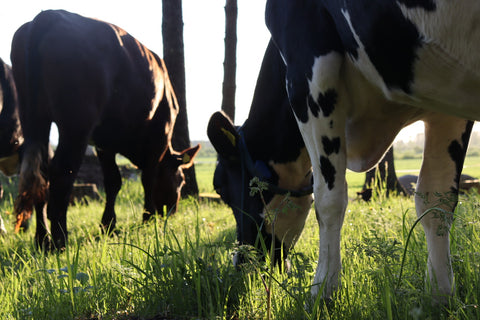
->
[345, 117, 403, 173]
[340, 62, 424, 172]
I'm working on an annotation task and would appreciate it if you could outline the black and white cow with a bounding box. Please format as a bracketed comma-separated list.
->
[265, 0, 479, 301]
[208, 40, 313, 265]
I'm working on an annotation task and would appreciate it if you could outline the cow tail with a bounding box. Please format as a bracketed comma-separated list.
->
[14, 146, 49, 232]
[13, 15, 52, 233]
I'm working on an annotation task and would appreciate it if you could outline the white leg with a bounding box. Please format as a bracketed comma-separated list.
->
[416, 116, 472, 300]
[311, 175, 347, 298]
[288, 52, 347, 299]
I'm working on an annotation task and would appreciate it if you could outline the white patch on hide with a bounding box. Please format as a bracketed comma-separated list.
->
[308, 52, 342, 102]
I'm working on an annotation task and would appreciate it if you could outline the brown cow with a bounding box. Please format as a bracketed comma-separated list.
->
[0, 58, 22, 176]
[0, 57, 22, 235]
[11, 10, 199, 249]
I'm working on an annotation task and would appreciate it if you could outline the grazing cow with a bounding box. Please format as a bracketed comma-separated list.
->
[265, 0, 480, 301]
[208, 42, 406, 266]
[0, 58, 22, 235]
[0, 58, 22, 176]
[11, 10, 199, 249]
[208, 40, 313, 265]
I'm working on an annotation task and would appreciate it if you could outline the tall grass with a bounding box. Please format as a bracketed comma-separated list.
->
[0, 164, 479, 319]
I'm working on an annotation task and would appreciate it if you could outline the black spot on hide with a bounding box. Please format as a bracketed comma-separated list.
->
[346, 2, 424, 93]
[307, 89, 338, 119]
[448, 140, 463, 194]
[288, 78, 310, 123]
[448, 122, 473, 193]
[322, 136, 340, 155]
[320, 155, 336, 190]
[307, 95, 320, 118]
[319, 89, 337, 117]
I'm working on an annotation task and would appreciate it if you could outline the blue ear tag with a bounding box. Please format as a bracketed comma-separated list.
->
[254, 160, 272, 179]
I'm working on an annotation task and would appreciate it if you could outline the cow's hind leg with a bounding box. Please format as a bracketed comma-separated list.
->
[97, 148, 122, 233]
[416, 116, 473, 301]
[48, 130, 90, 249]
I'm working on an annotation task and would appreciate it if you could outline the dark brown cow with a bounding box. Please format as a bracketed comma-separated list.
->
[11, 10, 199, 249]
[0, 58, 22, 176]
[153, 146, 200, 216]
[0, 57, 22, 235]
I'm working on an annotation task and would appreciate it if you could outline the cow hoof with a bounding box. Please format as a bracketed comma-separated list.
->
[304, 296, 333, 313]
[35, 236, 55, 253]
[48, 233, 67, 252]
[100, 224, 120, 237]
[143, 212, 161, 223]
[100, 222, 117, 235]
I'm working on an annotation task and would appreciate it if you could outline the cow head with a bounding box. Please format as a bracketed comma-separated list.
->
[208, 112, 265, 254]
[0, 59, 22, 176]
[154, 144, 201, 216]
[208, 111, 313, 267]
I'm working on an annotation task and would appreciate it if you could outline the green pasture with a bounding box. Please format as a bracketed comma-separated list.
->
[0, 153, 479, 319]
[196, 154, 480, 197]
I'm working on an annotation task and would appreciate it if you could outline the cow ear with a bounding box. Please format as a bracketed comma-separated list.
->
[178, 144, 201, 169]
[207, 111, 239, 159]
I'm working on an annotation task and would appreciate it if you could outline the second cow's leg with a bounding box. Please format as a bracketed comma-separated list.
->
[97, 148, 122, 232]
[416, 116, 473, 301]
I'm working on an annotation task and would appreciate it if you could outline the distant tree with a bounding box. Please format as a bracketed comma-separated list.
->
[162, 0, 199, 196]
[359, 146, 407, 201]
[221, 0, 237, 121]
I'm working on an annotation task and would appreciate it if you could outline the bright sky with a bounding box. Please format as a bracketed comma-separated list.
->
[0, 1, 460, 143]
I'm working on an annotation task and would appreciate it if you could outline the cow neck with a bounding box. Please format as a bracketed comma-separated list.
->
[237, 127, 313, 198]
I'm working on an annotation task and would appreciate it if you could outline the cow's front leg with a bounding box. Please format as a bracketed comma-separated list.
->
[416, 116, 473, 301]
[288, 52, 347, 300]
[142, 164, 158, 222]
[97, 148, 122, 233]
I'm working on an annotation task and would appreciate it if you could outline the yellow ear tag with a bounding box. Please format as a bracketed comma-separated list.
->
[221, 128, 236, 147]
[182, 153, 191, 164]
